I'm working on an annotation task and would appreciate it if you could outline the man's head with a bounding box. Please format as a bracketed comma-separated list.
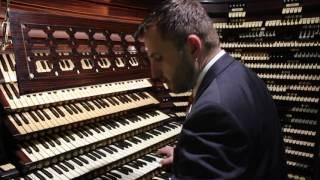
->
[135, 0, 220, 93]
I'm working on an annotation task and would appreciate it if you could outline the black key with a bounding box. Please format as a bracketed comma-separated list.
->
[9, 84, 19, 98]
[149, 130, 159, 136]
[54, 107, 65, 117]
[41, 109, 51, 120]
[109, 172, 121, 179]
[5, 54, 15, 71]
[141, 92, 150, 99]
[117, 167, 129, 175]
[127, 162, 139, 169]
[98, 99, 109, 107]
[91, 152, 102, 159]
[24, 176, 32, 180]
[99, 175, 113, 180]
[139, 113, 148, 119]
[3, 84, 13, 99]
[131, 137, 141, 143]
[107, 145, 118, 153]
[69, 104, 79, 114]
[122, 166, 133, 173]
[121, 119, 130, 125]
[83, 127, 94, 136]
[100, 122, 113, 130]
[91, 100, 102, 109]
[97, 99, 107, 108]
[50, 136, 61, 145]
[104, 174, 117, 180]
[63, 105, 73, 115]
[105, 98, 115, 106]
[80, 101, 90, 111]
[136, 159, 147, 166]
[102, 147, 114, 154]
[29, 142, 40, 152]
[110, 97, 120, 105]
[44, 137, 55, 147]
[72, 129, 84, 139]
[85, 101, 95, 110]
[127, 138, 138, 145]
[89, 124, 100, 133]
[63, 161, 75, 170]
[84, 59, 89, 66]
[145, 155, 157, 161]
[96, 123, 105, 132]
[18, 113, 29, 124]
[129, 161, 141, 168]
[116, 96, 125, 103]
[85, 153, 96, 161]
[61, 133, 70, 143]
[113, 143, 124, 150]
[65, 60, 71, 68]
[52, 166, 63, 175]
[22, 143, 32, 154]
[59, 60, 66, 69]
[116, 119, 126, 126]
[141, 156, 153, 163]
[110, 120, 119, 128]
[28, 111, 40, 122]
[79, 127, 89, 137]
[34, 171, 46, 180]
[41, 169, 53, 179]
[38, 139, 50, 149]
[125, 95, 132, 102]
[66, 131, 76, 141]
[35, 110, 45, 121]
[40, 60, 47, 69]
[95, 149, 106, 157]
[77, 156, 89, 164]
[73, 104, 83, 113]
[123, 141, 132, 147]
[0, 55, 8, 71]
[116, 96, 125, 104]
[57, 163, 69, 172]
[129, 94, 139, 101]
[49, 107, 60, 118]
[71, 158, 83, 166]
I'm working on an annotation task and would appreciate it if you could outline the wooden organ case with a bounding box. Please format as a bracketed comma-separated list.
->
[0, 1, 180, 179]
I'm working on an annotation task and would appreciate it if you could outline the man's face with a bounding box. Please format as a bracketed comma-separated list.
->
[144, 26, 197, 93]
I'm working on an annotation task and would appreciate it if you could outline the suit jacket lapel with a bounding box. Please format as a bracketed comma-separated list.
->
[194, 53, 235, 102]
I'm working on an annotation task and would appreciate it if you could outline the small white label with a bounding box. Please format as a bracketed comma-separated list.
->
[232, 8, 243, 12]
[286, 3, 299, 7]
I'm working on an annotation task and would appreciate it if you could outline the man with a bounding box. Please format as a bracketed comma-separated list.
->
[135, 0, 287, 179]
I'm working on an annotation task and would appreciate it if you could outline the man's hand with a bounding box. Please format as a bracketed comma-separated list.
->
[157, 146, 174, 167]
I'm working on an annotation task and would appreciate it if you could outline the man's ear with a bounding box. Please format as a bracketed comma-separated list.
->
[186, 34, 202, 61]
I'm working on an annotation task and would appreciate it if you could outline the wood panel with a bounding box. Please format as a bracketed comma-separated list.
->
[10, 10, 150, 94]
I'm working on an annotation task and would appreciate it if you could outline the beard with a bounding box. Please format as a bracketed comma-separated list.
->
[170, 49, 197, 93]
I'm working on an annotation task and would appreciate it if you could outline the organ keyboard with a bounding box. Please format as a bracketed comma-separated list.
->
[94, 153, 164, 180]
[22, 122, 181, 179]
[0, 48, 179, 179]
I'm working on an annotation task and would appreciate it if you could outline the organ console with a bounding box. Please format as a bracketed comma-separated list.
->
[0, 0, 319, 179]
[0, 0, 179, 179]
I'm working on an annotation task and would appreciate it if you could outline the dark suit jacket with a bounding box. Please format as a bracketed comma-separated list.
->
[172, 53, 287, 180]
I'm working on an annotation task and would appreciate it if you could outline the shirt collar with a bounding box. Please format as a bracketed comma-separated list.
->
[193, 49, 225, 98]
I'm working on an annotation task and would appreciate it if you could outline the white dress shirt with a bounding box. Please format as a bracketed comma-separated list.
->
[192, 49, 226, 98]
